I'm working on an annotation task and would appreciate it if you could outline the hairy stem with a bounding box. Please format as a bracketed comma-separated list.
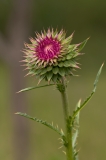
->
[59, 78, 73, 160]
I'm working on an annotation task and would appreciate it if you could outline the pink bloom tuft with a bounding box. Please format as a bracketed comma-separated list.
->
[35, 36, 61, 61]
[22, 28, 88, 83]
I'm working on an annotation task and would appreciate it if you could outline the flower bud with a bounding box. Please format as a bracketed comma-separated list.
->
[22, 28, 88, 83]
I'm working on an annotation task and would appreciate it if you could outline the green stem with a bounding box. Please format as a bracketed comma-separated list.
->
[60, 78, 73, 160]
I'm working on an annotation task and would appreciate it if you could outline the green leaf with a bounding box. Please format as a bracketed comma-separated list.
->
[15, 112, 65, 137]
[72, 130, 78, 149]
[68, 44, 78, 52]
[66, 54, 72, 60]
[62, 57, 66, 61]
[75, 99, 81, 124]
[17, 84, 55, 93]
[35, 69, 42, 74]
[59, 68, 65, 76]
[72, 99, 81, 160]
[40, 68, 47, 75]
[27, 70, 35, 75]
[74, 151, 79, 160]
[70, 60, 79, 68]
[46, 71, 53, 81]
[38, 74, 45, 83]
[58, 57, 62, 62]
[58, 62, 64, 67]
[93, 63, 104, 92]
[65, 67, 71, 75]
[47, 66, 52, 71]
[77, 37, 89, 52]
[63, 60, 71, 67]
[52, 74, 58, 82]
[72, 52, 81, 58]
[62, 32, 74, 45]
[72, 63, 104, 120]
[53, 62, 58, 66]
[72, 99, 81, 148]
[67, 52, 80, 59]
[53, 67, 59, 74]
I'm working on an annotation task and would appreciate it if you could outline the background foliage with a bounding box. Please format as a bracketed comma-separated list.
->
[0, 0, 106, 160]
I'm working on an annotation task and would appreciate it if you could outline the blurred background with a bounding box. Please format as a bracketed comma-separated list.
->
[0, 0, 106, 160]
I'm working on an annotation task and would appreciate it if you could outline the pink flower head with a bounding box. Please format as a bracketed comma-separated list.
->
[23, 28, 88, 83]
[36, 36, 60, 61]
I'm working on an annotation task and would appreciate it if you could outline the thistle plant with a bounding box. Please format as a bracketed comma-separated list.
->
[16, 28, 103, 160]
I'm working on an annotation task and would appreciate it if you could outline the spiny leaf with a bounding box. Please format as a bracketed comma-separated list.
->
[17, 84, 55, 93]
[66, 51, 78, 59]
[68, 44, 78, 52]
[72, 130, 78, 148]
[59, 68, 65, 76]
[40, 68, 47, 75]
[46, 71, 53, 81]
[62, 33, 73, 45]
[47, 66, 52, 71]
[74, 150, 79, 160]
[35, 69, 42, 74]
[53, 67, 59, 74]
[93, 63, 104, 92]
[52, 74, 58, 82]
[58, 62, 64, 67]
[70, 60, 80, 69]
[72, 63, 104, 120]
[77, 37, 89, 52]
[72, 99, 81, 154]
[75, 99, 81, 124]
[38, 74, 45, 84]
[66, 54, 72, 60]
[15, 112, 65, 137]
[63, 61, 70, 67]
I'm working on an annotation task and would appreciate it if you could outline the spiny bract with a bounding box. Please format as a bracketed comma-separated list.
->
[22, 28, 88, 83]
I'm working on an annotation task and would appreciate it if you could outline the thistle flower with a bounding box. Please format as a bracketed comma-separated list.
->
[22, 29, 88, 83]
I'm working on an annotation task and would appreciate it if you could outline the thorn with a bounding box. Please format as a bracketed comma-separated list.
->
[61, 129, 64, 135]
[62, 151, 66, 155]
[14, 112, 19, 114]
[37, 79, 42, 85]
[16, 90, 21, 94]
[48, 81, 50, 85]
[56, 124, 58, 129]
[73, 128, 77, 131]
[24, 73, 30, 77]
[58, 138, 63, 141]
[102, 62, 105, 67]
[58, 146, 63, 149]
